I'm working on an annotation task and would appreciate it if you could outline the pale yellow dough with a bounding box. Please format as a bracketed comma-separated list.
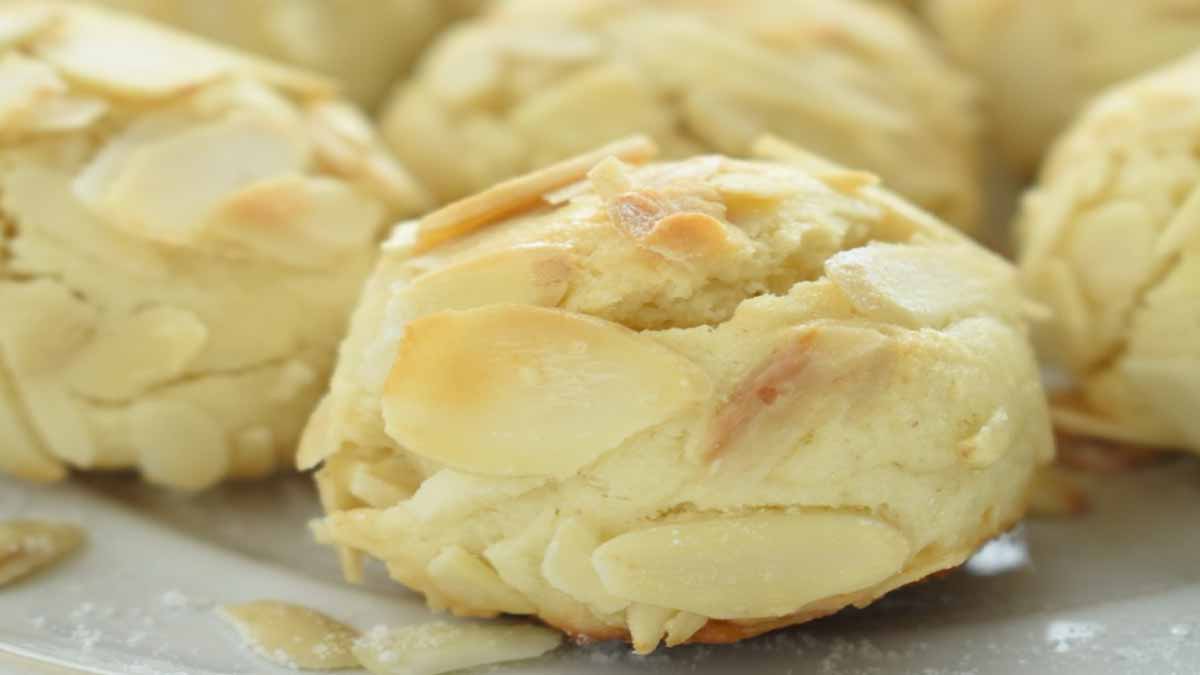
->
[1017, 50, 1200, 454]
[926, 0, 1200, 173]
[303, 137, 1053, 652]
[380, 0, 982, 231]
[0, 2, 429, 489]
[89, 0, 480, 108]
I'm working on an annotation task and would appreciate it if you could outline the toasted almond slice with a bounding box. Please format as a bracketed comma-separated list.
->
[626, 604, 672, 655]
[220, 600, 360, 670]
[426, 546, 536, 617]
[593, 511, 911, 620]
[0, 520, 84, 586]
[587, 156, 634, 201]
[396, 244, 575, 320]
[825, 242, 1020, 329]
[353, 621, 561, 675]
[415, 135, 658, 254]
[381, 305, 712, 478]
[1156, 180, 1200, 260]
[640, 212, 745, 262]
[201, 175, 382, 268]
[65, 306, 208, 402]
[101, 114, 310, 246]
[1120, 358, 1200, 450]
[73, 110, 197, 212]
[664, 611, 708, 647]
[819, 169, 881, 196]
[542, 517, 629, 615]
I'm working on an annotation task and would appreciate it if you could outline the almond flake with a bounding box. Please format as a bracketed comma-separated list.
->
[0, 520, 85, 587]
[381, 305, 711, 478]
[414, 135, 658, 254]
[220, 600, 360, 670]
[352, 621, 561, 675]
[592, 511, 910, 619]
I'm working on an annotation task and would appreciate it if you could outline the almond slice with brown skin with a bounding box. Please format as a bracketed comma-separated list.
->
[414, 135, 658, 254]
[593, 511, 910, 619]
[382, 304, 711, 478]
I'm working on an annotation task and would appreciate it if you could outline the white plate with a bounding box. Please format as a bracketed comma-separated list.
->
[2, 459, 1199, 675]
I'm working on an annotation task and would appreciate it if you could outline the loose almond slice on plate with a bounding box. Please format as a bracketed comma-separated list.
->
[0, 519, 85, 587]
[220, 600, 360, 670]
[352, 621, 561, 675]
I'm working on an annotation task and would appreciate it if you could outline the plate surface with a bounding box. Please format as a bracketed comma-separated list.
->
[1, 459, 1198, 675]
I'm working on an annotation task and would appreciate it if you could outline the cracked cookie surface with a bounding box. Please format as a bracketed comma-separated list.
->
[0, 2, 428, 489]
[305, 138, 1052, 652]
[1017, 50, 1200, 453]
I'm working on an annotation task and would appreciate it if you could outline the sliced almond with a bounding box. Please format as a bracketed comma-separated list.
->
[23, 94, 107, 134]
[65, 306, 208, 402]
[592, 511, 911, 619]
[0, 280, 97, 376]
[414, 135, 658, 254]
[348, 460, 418, 509]
[640, 212, 747, 263]
[542, 517, 629, 615]
[381, 305, 712, 478]
[100, 114, 310, 245]
[664, 611, 708, 647]
[200, 174, 383, 268]
[825, 243, 1020, 329]
[34, 7, 229, 99]
[586, 156, 634, 201]
[405, 470, 546, 525]
[220, 600, 360, 670]
[352, 621, 561, 675]
[625, 604, 673, 655]
[0, 520, 84, 587]
[0, 384, 65, 483]
[706, 324, 891, 460]
[426, 546, 536, 617]
[396, 244, 575, 320]
[129, 399, 228, 491]
[1120, 358, 1200, 449]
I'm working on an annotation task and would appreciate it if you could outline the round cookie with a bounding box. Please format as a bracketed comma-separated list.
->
[380, 0, 982, 231]
[1017, 50, 1200, 453]
[926, 0, 1200, 173]
[0, 3, 429, 489]
[92, 0, 477, 108]
[302, 136, 1053, 652]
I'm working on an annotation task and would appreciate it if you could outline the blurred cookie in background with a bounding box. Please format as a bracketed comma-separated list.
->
[1017, 49, 1200, 454]
[380, 0, 983, 232]
[927, 0, 1200, 174]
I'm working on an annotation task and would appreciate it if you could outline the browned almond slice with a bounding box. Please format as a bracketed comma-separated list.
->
[352, 621, 561, 675]
[382, 304, 711, 478]
[414, 135, 658, 254]
[0, 520, 84, 586]
[220, 600, 360, 670]
[593, 511, 910, 619]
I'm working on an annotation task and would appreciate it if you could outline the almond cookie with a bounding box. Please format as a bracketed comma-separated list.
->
[302, 137, 1053, 652]
[927, 0, 1200, 173]
[0, 2, 429, 489]
[380, 0, 982, 231]
[1017, 50, 1200, 454]
[90, 0, 477, 108]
